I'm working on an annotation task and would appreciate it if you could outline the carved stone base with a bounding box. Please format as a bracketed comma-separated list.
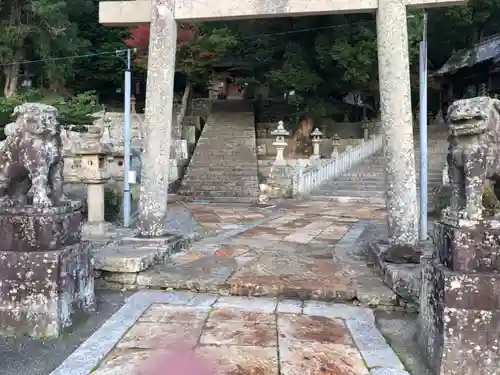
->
[0, 241, 95, 338]
[0, 202, 82, 252]
[434, 221, 500, 272]
[441, 208, 480, 228]
[419, 222, 500, 374]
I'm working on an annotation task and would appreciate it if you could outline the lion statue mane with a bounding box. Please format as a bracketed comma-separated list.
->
[444, 96, 500, 223]
[0, 103, 65, 208]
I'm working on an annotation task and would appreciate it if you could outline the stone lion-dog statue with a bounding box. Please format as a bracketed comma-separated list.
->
[0, 103, 66, 208]
[443, 96, 500, 225]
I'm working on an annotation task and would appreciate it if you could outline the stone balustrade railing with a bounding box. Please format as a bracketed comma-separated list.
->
[294, 134, 384, 195]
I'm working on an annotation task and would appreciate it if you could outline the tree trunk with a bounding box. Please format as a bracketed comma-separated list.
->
[3, 63, 20, 98]
[3, 47, 24, 98]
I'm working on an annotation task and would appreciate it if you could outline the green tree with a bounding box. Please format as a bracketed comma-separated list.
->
[67, 0, 130, 98]
[220, 14, 423, 118]
[0, 0, 88, 97]
[428, 0, 500, 69]
[125, 23, 237, 126]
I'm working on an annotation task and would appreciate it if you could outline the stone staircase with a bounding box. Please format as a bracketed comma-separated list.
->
[179, 100, 260, 203]
[310, 133, 448, 211]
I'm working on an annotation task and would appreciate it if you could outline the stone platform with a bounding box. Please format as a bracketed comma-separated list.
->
[50, 291, 410, 375]
[419, 222, 500, 374]
[96, 201, 401, 309]
[367, 240, 422, 304]
[365, 220, 437, 305]
[0, 202, 82, 251]
[0, 202, 94, 338]
[92, 202, 276, 288]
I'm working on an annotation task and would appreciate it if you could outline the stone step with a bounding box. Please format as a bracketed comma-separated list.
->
[181, 185, 261, 193]
[179, 100, 259, 199]
[316, 189, 386, 197]
[186, 164, 257, 174]
[183, 176, 259, 182]
[192, 152, 259, 158]
[338, 175, 442, 181]
[181, 190, 260, 198]
[185, 196, 259, 203]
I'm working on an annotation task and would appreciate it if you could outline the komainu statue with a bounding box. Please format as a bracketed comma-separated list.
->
[0, 103, 65, 208]
[443, 96, 500, 225]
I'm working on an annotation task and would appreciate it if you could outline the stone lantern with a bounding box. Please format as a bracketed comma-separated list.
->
[331, 134, 341, 158]
[271, 120, 290, 165]
[311, 128, 323, 159]
[73, 132, 113, 236]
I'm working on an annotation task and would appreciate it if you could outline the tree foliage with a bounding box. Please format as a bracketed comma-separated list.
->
[66, 0, 130, 98]
[428, 0, 500, 69]
[0, 88, 100, 139]
[124, 23, 237, 85]
[1, 0, 500, 124]
[0, 0, 89, 97]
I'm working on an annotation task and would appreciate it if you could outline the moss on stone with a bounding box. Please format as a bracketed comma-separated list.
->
[483, 180, 500, 216]
[431, 185, 452, 216]
[432, 180, 500, 217]
[104, 186, 122, 222]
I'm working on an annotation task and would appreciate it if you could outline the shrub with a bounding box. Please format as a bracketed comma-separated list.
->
[0, 89, 45, 137]
[0, 89, 101, 139]
[55, 90, 101, 131]
[104, 186, 123, 223]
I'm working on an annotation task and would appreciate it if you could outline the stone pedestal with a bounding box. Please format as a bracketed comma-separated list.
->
[311, 128, 323, 160]
[182, 118, 198, 155]
[418, 221, 500, 374]
[170, 139, 188, 160]
[168, 158, 189, 182]
[271, 121, 290, 165]
[0, 202, 94, 338]
[73, 142, 112, 236]
[267, 165, 296, 198]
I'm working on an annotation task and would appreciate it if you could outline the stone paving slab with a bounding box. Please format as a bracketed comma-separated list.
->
[92, 203, 278, 276]
[96, 202, 398, 308]
[187, 202, 271, 234]
[50, 291, 409, 375]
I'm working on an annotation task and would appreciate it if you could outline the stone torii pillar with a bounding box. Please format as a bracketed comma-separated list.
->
[99, 0, 466, 243]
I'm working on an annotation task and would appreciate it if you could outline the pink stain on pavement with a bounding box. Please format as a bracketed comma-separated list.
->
[142, 347, 216, 375]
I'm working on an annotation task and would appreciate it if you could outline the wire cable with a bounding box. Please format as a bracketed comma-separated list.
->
[0, 18, 386, 68]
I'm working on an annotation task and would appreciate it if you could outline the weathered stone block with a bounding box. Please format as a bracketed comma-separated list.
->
[419, 254, 500, 374]
[0, 203, 82, 252]
[434, 222, 500, 272]
[0, 241, 95, 338]
[93, 234, 188, 273]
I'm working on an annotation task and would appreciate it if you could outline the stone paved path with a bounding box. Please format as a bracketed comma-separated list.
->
[186, 202, 271, 234]
[51, 291, 410, 375]
[119, 200, 399, 308]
